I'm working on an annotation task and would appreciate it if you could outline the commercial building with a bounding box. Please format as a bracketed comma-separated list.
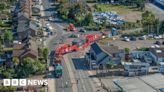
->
[114, 73, 164, 92]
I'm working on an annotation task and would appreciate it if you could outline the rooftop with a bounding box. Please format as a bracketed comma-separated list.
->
[114, 77, 156, 92]
[140, 73, 164, 90]
[149, 47, 164, 57]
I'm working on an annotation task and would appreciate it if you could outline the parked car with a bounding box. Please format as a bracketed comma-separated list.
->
[49, 17, 54, 21]
[139, 35, 146, 40]
[154, 35, 162, 39]
[123, 37, 130, 42]
[79, 29, 86, 33]
[162, 41, 164, 45]
[130, 36, 137, 41]
[155, 41, 161, 45]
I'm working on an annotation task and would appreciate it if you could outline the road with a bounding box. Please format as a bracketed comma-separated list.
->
[68, 53, 94, 92]
[41, 0, 73, 92]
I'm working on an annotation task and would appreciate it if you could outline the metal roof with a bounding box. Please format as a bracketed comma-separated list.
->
[90, 42, 103, 55]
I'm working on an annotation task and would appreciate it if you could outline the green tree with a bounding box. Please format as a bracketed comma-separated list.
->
[124, 48, 130, 54]
[0, 86, 16, 91]
[84, 13, 94, 26]
[12, 56, 20, 68]
[17, 57, 45, 77]
[106, 61, 115, 70]
[0, 3, 6, 11]
[4, 30, 13, 41]
[43, 48, 49, 62]
[159, 21, 164, 34]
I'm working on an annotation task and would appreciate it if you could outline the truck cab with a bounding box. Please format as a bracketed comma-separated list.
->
[54, 63, 62, 78]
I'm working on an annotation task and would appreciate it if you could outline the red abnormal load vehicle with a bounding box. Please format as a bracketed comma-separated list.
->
[54, 34, 102, 78]
[67, 23, 78, 32]
[55, 34, 101, 55]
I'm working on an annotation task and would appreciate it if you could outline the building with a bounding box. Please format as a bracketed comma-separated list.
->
[113, 73, 164, 92]
[12, 40, 38, 62]
[85, 42, 123, 69]
[159, 62, 164, 73]
[149, 47, 164, 64]
[131, 51, 154, 64]
[122, 61, 150, 76]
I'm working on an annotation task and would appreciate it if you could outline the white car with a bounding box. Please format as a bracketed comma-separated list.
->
[49, 17, 54, 21]
[46, 23, 50, 27]
[123, 37, 130, 42]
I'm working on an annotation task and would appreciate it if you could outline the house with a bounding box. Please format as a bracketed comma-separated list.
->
[122, 61, 150, 76]
[12, 41, 38, 62]
[85, 42, 123, 69]
[149, 47, 164, 64]
[29, 21, 39, 37]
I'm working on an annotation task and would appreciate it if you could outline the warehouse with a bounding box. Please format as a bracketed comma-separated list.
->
[114, 73, 164, 92]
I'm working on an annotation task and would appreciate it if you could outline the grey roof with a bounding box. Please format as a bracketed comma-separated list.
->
[17, 20, 29, 32]
[149, 47, 164, 58]
[90, 42, 103, 55]
[17, 12, 29, 19]
[140, 73, 164, 90]
[114, 78, 156, 92]
[29, 21, 39, 31]
[100, 45, 120, 55]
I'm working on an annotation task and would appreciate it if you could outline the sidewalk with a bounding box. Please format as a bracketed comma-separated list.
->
[48, 79, 56, 92]
[63, 54, 78, 92]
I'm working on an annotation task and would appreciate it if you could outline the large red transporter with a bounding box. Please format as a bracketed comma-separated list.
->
[54, 34, 101, 64]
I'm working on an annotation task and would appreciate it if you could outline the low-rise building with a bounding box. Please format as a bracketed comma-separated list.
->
[149, 47, 164, 64]
[159, 62, 164, 73]
[85, 42, 123, 69]
[12, 39, 38, 62]
[114, 73, 164, 92]
[122, 61, 150, 76]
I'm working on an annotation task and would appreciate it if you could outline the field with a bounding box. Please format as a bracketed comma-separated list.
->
[93, 4, 142, 22]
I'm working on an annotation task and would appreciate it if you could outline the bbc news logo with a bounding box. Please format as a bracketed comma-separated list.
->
[3, 79, 48, 86]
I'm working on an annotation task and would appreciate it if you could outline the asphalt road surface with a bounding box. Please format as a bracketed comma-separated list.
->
[42, 0, 73, 92]
[68, 53, 94, 92]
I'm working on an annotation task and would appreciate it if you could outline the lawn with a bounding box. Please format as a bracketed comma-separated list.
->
[94, 4, 142, 22]
[94, 4, 140, 14]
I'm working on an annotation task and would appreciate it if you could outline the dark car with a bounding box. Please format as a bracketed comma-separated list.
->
[79, 29, 86, 33]
[162, 41, 164, 45]
[155, 41, 161, 45]
[130, 36, 137, 41]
